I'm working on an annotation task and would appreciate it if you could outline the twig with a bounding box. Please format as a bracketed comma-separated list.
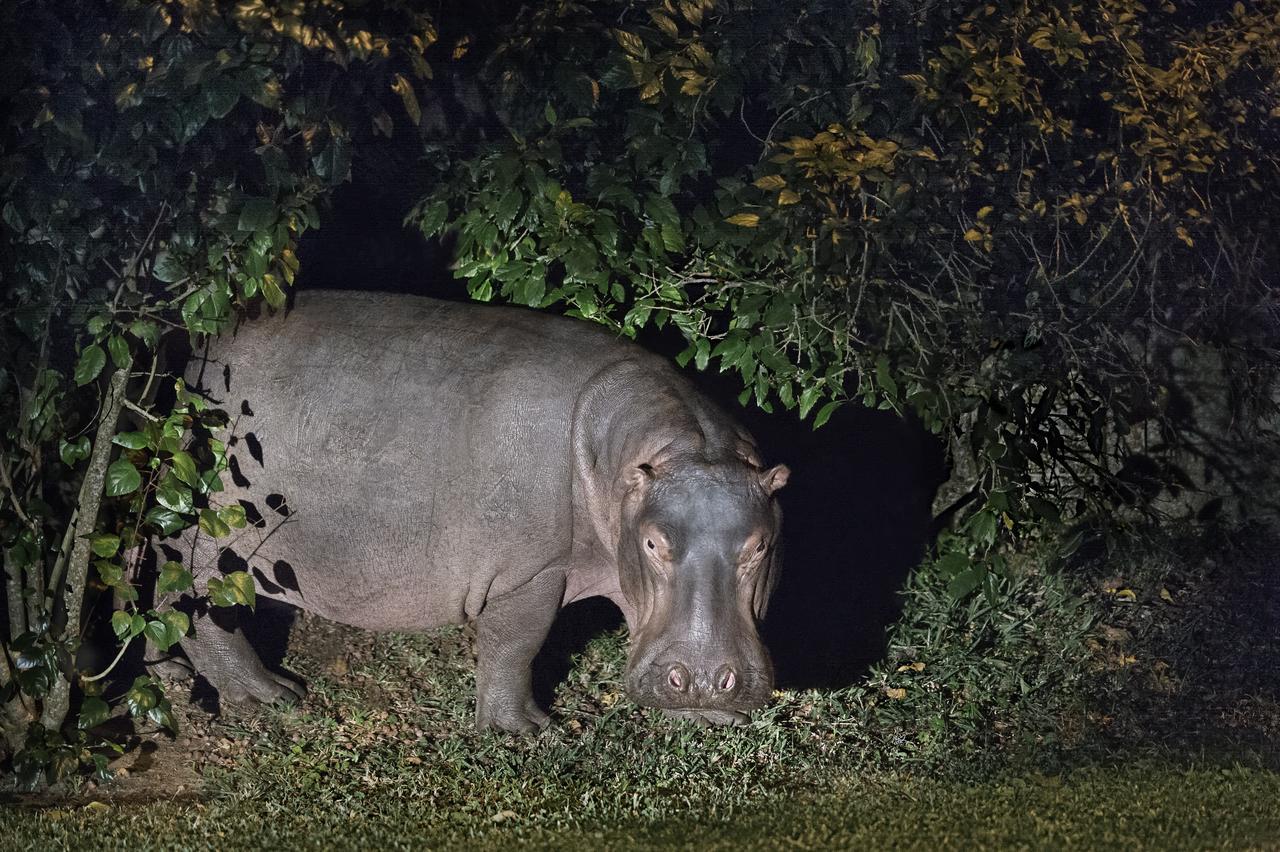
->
[122, 398, 159, 422]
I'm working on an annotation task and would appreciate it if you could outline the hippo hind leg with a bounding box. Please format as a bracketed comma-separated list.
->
[180, 604, 305, 706]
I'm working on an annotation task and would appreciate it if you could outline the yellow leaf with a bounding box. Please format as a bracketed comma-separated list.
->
[390, 74, 421, 126]
[451, 35, 472, 60]
[753, 175, 786, 191]
[896, 662, 926, 672]
[777, 189, 800, 206]
[639, 76, 663, 101]
[885, 687, 907, 700]
[1176, 226, 1194, 247]
[725, 213, 760, 227]
[963, 228, 984, 242]
[613, 29, 646, 57]
[977, 205, 994, 220]
[650, 10, 679, 38]
[1113, 588, 1137, 602]
[1159, 587, 1174, 603]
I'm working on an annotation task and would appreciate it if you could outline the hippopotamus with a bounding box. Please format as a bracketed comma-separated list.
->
[162, 290, 789, 732]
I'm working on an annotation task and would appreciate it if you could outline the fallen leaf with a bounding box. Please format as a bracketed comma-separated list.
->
[896, 662, 926, 672]
[885, 687, 907, 700]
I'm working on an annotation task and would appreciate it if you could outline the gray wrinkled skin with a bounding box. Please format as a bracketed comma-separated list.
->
[162, 291, 788, 733]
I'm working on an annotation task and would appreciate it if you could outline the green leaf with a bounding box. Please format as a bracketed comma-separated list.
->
[157, 561, 194, 594]
[205, 75, 240, 119]
[159, 610, 190, 646]
[693, 339, 710, 371]
[60, 436, 91, 466]
[198, 508, 231, 538]
[110, 610, 132, 640]
[207, 570, 255, 609]
[217, 504, 247, 529]
[107, 334, 132, 369]
[416, 199, 450, 236]
[112, 431, 149, 450]
[813, 400, 839, 429]
[155, 475, 193, 514]
[798, 384, 822, 419]
[311, 136, 352, 184]
[1026, 496, 1061, 523]
[151, 249, 187, 284]
[169, 451, 198, 488]
[105, 459, 142, 497]
[123, 677, 157, 715]
[144, 507, 186, 536]
[90, 534, 121, 558]
[128, 319, 161, 349]
[875, 355, 898, 398]
[947, 566, 984, 600]
[74, 345, 106, 386]
[261, 274, 286, 309]
[238, 197, 277, 232]
[143, 619, 173, 650]
[78, 696, 111, 729]
[969, 511, 998, 547]
[95, 559, 123, 586]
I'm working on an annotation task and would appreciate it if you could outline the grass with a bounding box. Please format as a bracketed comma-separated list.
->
[5, 762, 1280, 850]
[3, 528, 1279, 849]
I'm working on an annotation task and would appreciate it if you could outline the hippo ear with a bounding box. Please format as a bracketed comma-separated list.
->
[760, 464, 790, 495]
[624, 463, 656, 492]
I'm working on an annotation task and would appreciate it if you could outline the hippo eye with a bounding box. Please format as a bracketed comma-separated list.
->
[646, 539, 656, 551]
[755, 540, 767, 554]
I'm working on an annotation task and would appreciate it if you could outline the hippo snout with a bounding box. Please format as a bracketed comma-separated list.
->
[627, 643, 773, 721]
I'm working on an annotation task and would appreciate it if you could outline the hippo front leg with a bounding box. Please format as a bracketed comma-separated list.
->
[474, 568, 566, 734]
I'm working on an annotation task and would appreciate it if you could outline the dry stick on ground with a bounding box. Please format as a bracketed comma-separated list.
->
[39, 368, 129, 731]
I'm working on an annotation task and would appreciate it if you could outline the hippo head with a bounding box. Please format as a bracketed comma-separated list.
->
[617, 455, 789, 725]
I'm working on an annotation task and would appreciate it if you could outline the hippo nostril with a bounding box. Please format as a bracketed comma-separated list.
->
[716, 665, 737, 692]
[667, 664, 690, 693]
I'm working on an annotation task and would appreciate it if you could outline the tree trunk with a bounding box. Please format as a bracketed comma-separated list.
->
[38, 368, 128, 731]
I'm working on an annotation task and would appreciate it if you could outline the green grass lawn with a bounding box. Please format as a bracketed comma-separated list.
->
[5, 762, 1279, 850]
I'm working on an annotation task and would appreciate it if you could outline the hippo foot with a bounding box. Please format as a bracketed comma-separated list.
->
[216, 668, 306, 707]
[477, 696, 550, 735]
[663, 708, 751, 726]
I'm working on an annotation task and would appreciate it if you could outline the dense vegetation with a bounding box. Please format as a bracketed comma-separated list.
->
[2, 0, 1277, 798]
